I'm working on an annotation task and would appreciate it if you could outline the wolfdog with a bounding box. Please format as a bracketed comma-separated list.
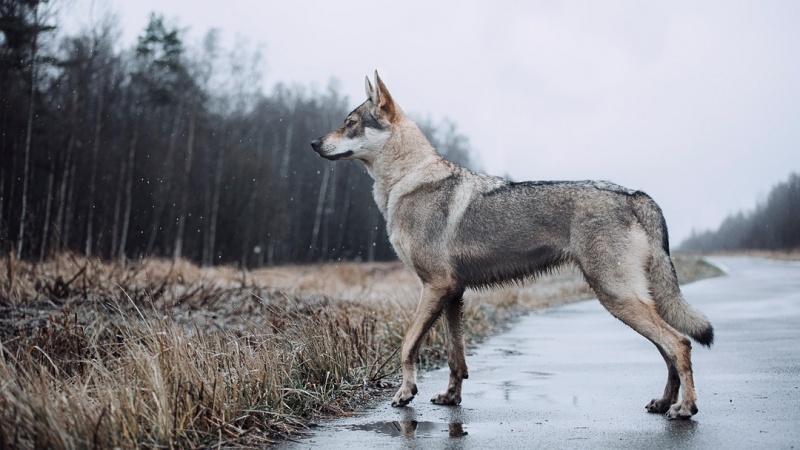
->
[311, 72, 713, 420]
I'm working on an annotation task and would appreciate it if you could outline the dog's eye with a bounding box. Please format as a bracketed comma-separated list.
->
[346, 119, 357, 127]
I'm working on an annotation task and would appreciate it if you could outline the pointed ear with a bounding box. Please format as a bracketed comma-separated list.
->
[365, 75, 378, 103]
[373, 70, 396, 120]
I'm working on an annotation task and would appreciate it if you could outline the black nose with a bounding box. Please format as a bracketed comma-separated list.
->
[311, 139, 322, 152]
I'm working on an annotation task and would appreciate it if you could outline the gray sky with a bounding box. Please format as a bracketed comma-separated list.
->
[62, 0, 800, 243]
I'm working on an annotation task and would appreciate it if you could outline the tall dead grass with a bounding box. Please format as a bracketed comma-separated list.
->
[0, 252, 715, 448]
[0, 254, 410, 447]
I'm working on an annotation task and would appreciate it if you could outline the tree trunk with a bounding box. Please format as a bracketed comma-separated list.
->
[62, 148, 77, 252]
[367, 209, 379, 262]
[279, 116, 294, 180]
[145, 103, 183, 255]
[334, 176, 352, 258]
[119, 123, 139, 264]
[53, 88, 79, 253]
[0, 154, 5, 241]
[16, 5, 38, 258]
[320, 165, 338, 259]
[84, 85, 105, 255]
[308, 166, 330, 261]
[240, 192, 256, 267]
[205, 145, 225, 266]
[202, 167, 212, 265]
[39, 155, 56, 261]
[173, 109, 195, 261]
[110, 146, 126, 258]
[0, 78, 6, 239]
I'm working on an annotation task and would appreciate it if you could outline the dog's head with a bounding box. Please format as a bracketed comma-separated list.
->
[311, 71, 398, 162]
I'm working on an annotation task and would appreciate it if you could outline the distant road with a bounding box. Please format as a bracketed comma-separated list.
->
[283, 257, 800, 449]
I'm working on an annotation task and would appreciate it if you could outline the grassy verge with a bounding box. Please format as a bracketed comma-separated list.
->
[702, 249, 800, 261]
[0, 253, 718, 448]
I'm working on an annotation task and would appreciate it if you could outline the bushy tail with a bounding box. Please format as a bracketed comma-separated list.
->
[631, 194, 715, 347]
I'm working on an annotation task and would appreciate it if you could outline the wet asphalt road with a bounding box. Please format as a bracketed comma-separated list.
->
[283, 257, 800, 449]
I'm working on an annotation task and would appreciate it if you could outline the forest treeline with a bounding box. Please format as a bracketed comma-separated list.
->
[679, 172, 800, 252]
[0, 1, 475, 266]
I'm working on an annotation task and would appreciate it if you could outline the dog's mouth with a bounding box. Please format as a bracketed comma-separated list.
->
[320, 150, 353, 161]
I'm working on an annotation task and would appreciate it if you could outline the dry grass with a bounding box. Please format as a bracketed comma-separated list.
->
[0, 252, 716, 448]
[671, 253, 726, 284]
[703, 249, 800, 261]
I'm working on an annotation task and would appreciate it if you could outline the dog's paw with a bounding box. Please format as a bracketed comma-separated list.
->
[645, 397, 672, 414]
[391, 384, 418, 407]
[666, 401, 698, 420]
[430, 390, 461, 406]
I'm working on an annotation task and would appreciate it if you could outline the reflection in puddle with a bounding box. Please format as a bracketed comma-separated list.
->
[345, 420, 468, 438]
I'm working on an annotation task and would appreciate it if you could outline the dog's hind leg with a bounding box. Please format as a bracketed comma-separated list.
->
[597, 293, 698, 419]
[645, 344, 681, 414]
[579, 224, 699, 419]
[392, 281, 464, 407]
[431, 295, 468, 405]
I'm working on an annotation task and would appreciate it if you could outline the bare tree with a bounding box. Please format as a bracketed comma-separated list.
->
[110, 146, 125, 258]
[204, 144, 225, 266]
[39, 153, 56, 260]
[144, 102, 183, 255]
[173, 109, 195, 260]
[84, 82, 104, 255]
[118, 122, 138, 264]
[15, 3, 38, 258]
[309, 166, 331, 260]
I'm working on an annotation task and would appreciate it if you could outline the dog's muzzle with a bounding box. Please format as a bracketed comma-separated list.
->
[311, 139, 353, 160]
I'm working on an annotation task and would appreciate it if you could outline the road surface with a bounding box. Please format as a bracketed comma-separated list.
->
[282, 257, 800, 449]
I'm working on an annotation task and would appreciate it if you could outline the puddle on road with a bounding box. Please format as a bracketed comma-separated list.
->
[344, 420, 468, 438]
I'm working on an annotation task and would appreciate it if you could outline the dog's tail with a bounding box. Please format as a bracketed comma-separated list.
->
[630, 193, 714, 347]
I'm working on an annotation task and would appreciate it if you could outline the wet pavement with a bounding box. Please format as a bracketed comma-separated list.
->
[282, 257, 800, 449]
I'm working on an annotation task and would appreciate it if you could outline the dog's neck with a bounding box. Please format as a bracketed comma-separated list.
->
[364, 116, 451, 217]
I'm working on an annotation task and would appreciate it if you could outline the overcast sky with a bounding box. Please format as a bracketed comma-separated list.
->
[60, 0, 800, 243]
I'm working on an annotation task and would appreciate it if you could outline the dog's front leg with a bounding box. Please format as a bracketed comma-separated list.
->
[392, 282, 456, 407]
